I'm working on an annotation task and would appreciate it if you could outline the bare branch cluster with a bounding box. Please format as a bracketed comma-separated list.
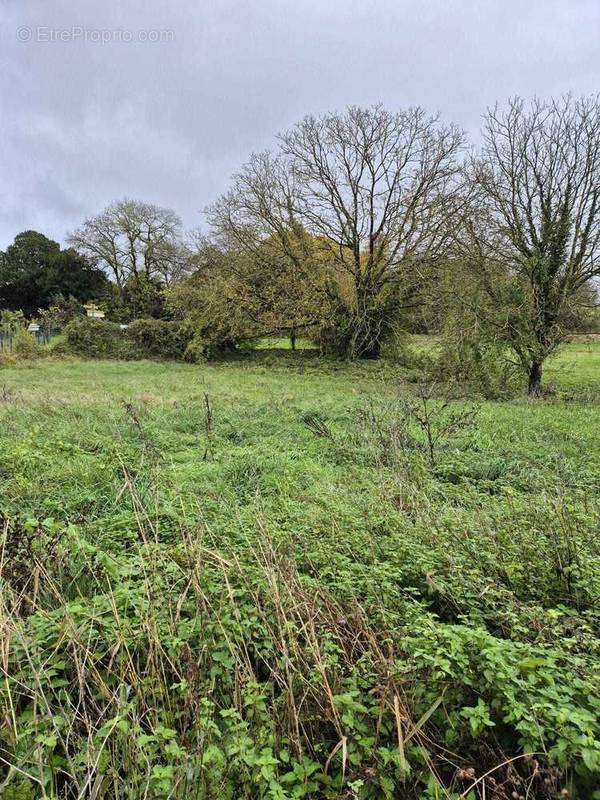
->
[69, 199, 192, 287]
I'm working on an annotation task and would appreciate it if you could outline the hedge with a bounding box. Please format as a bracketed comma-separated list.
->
[63, 318, 192, 361]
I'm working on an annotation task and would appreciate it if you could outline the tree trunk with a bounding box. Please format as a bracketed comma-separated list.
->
[528, 360, 543, 397]
[290, 329, 296, 350]
[344, 287, 383, 360]
[358, 339, 382, 359]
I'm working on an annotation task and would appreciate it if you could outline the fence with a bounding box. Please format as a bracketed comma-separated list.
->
[0, 330, 52, 351]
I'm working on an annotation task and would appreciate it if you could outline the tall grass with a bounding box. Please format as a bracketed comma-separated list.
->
[1, 348, 600, 797]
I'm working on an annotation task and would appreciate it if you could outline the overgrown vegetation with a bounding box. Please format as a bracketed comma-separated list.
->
[63, 317, 192, 360]
[1, 345, 600, 798]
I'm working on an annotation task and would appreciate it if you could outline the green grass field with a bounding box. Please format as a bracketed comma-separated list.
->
[1, 341, 600, 798]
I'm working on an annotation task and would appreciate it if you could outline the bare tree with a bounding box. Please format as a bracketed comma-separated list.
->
[210, 106, 464, 358]
[69, 199, 191, 290]
[461, 95, 600, 395]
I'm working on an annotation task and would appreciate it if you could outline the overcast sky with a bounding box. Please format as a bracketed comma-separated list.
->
[1, 0, 599, 249]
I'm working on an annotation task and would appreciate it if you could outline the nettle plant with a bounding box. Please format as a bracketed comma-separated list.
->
[2, 509, 600, 800]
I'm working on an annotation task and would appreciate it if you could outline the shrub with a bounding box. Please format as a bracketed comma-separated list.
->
[313, 316, 352, 357]
[0, 352, 16, 367]
[435, 338, 523, 399]
[127, 319, 193, 360]
[0, 309, 26, 336]
[37, 294, 86, 332]
[12, 329, 43, 360]
[183, 334, 208, 363]
[64, 317, 193, 361]
[63, 317, 136, 359]
[183, 329, 247, 362]
[433, 319, 524, 399]
[314, 299, 406, 360]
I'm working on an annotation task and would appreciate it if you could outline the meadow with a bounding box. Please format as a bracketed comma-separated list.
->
[1, 341, 600, 799]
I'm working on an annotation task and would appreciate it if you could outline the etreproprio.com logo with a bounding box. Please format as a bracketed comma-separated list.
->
[16, 26, 175, 44]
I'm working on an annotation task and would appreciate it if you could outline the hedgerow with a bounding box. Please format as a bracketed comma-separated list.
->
[63, 317, 192, 360]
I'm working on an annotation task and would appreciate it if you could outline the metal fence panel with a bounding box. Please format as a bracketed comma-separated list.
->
[0, 331, 53, 351]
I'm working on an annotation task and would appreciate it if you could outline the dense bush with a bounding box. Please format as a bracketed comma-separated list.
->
[63, 317, 137, 359]
[182, 333, 209, 363]
[64, 317, 192, 360]
[169, 267, 261, 361]
[314, 306, 389, 359]
[11, 328, 44, 360]
[36, 293, 86, 331]
[102, 274, 168, 324]
[0, 309, 26, 336]
[434, 333, 524, 399]
[127, 318, 193, 360]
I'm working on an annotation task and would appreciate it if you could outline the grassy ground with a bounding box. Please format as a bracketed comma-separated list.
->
[549, 339, 600, 388]
[255, 336, 315, 350]
[1, 341, 600, 798]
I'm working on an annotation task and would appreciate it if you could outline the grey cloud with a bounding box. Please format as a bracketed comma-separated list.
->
[1, 0, 599, 248]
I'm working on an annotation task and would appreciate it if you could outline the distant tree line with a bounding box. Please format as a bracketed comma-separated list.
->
[2, 96, 600, 394]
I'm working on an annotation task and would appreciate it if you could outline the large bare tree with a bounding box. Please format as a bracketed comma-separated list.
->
[460, 95, 600, 395]
[69, 199, 191, 290]
[210, 105, 464, 358]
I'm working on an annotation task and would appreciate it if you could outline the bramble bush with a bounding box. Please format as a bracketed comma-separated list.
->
[63, 317, 192, 360]
[127, 318, 193, 360]
[2, 516, 599, 799]
[64, 317, 136, 358]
